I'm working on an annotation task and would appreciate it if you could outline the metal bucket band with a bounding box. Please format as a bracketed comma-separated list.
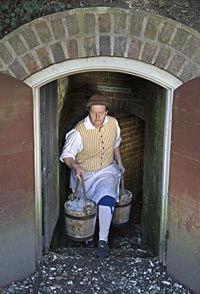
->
[65, 212, 96, 220]
[116, 202, 132, 208]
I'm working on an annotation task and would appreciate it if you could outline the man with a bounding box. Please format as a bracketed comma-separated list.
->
[60, 94, 125, 257]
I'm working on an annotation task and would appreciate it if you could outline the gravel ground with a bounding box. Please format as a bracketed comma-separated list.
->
[0, 234, 193, 294]
[0, 245, 190, 294]
[0, 202, 194, 294]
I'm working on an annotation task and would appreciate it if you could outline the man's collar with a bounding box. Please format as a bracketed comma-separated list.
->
[84, 115, 108, 129]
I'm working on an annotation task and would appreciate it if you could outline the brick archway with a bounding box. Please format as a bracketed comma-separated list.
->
[0, 7, 200, 82]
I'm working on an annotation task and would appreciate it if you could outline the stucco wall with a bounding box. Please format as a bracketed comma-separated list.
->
[0, 74, 35, 286]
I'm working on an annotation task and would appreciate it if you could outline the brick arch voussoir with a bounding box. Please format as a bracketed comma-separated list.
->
[0, 7, 200, 82]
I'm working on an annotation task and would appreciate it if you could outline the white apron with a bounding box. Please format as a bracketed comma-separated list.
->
[70, 162, 121, 204]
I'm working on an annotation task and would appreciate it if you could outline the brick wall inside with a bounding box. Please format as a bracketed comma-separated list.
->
[120, 115, 144, 199]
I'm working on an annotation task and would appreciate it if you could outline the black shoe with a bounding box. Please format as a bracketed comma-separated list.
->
[97, 240, 109, 258]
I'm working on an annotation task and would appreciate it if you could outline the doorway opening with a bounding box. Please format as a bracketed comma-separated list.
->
[40, 70, 168, 259]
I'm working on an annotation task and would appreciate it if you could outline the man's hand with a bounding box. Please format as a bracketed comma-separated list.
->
[73, 164, 85, 180]
[114, 146, 125, 174]
[63, 157, 85, 179]
[118, 162, 125, 174]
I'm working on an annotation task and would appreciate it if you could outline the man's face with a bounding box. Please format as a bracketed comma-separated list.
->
[89, 105, 108, 128]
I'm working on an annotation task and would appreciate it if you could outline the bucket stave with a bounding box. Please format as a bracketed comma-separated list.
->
[64, 179, 97, 241]
[112, 175, 133, 226]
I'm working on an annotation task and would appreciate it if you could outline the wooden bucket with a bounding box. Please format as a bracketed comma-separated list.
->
[64, 178, 97, 241]
[112, 175, 133, 226]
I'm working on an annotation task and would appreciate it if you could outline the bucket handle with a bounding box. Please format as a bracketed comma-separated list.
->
[73, 178, 93, 215]
[73, 178, 80, 199]
[121, 173, 125, 193]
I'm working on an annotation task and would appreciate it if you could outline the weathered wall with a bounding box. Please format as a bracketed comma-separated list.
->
[167, 77, 200, 293]
[0, 74, 35, 286]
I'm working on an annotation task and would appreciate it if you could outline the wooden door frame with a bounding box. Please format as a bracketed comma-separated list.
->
[24, 56, 182, 261]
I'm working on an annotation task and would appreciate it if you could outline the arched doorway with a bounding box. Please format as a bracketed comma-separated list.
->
[24, 56, 182, 261]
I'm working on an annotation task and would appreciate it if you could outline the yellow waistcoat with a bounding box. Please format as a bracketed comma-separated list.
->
[75, 116, 117, 172]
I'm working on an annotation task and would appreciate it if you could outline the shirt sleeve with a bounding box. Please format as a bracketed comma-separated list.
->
[115, 119, 122, 148]
[59, 129, 83, 162]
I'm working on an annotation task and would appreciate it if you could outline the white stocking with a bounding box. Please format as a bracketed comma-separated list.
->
[98, 205, 113, 243]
